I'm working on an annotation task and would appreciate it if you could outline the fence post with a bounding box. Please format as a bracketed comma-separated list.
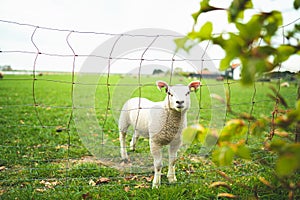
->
[296, 81, 300, 143]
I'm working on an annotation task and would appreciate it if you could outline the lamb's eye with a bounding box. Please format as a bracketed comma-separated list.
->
[185, 91, 190, 96]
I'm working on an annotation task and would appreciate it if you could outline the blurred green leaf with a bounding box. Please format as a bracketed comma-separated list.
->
[228, 0, 253, 22]
[236, 144, 251, 159]
[276, 155, 299, 177]
[236, 14, 262, 41]
[195, 125, 207, 143]
[240, 57, 273, 85]
[255, 46, 277, 57]
[274, 45, 297, 64]
[294, 0, 300, 9]
[240, 59, 255, 84]
[269, 139, 286, 153]
[219, 54, 235, 71]
[199, 22, 213, 39]
[174, 37, 188, 51]
[192, 0, 222, 24]
[262, 11, 282, 43]
[288, 100, 300, 120]
[188, 22, 213, 40]
[199, 0, 221, 13]
[254, 59, 273, 74]
[266, 11, 283, 31]
[192, 10, 201, 24]
[264, 19, 279, 36]
[219, 119, 247, 142]
[285, 143, 300, 159]
[182, 126, 198, 145]
[182, 124, 207, 145]
[213, 146, 234, 166]
[251, 118, 269, 136]
[205, 132, 219, 147]
[217, 34, 244, 71]
[268, 141, 300, 177]
[174, 37, 196, 52]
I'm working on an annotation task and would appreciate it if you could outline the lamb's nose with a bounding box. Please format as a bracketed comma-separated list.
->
[176, 101, 184, 105]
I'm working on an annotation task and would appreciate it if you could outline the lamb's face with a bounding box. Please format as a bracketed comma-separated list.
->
[156, 80, 201, 112]
[166, 85, 191, 112]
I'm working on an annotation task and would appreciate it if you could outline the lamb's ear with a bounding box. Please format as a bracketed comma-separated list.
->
[156, 80, 168, 92]
[189, 80, 201, 92]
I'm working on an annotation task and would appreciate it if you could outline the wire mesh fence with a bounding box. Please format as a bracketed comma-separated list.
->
[0, 19, 299, 198]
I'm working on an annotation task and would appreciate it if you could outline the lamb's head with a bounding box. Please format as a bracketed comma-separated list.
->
[156, 80, 201, 112]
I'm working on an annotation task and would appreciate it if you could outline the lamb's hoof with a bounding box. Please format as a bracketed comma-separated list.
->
[152, 184, 160, 189]
[121, 158, 130, 163]
[167, 176, 177, 183]
[130, 146, 135, 151]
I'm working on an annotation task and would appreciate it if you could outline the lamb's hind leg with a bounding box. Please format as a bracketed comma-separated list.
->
[119, 131, 129, 162]
[130, 130, 139, 151]
[167, 139, 180, 183]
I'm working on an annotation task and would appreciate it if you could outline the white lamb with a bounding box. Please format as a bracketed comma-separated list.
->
[118, 80, 201, 188]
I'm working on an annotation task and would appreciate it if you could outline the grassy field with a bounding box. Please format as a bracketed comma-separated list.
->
[0, 74, 299, 199]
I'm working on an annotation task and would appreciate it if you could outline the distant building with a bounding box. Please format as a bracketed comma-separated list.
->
[266, 70, 297, 81]
[188, 69, 220, 79]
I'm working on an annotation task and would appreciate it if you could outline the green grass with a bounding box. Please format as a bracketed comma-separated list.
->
[0, 74, 299, 199]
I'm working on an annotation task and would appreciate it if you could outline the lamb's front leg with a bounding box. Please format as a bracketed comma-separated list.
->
[167, 139, 180, 183]
[150, 141, 162, 188]
[119, 131, 129, 162]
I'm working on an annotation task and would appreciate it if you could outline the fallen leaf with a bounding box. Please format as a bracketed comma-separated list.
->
[216, 170, 233, 183]
[130, 175, 138, 181]
[89, 179, 96, 186]
[39, 180, 60, 189]
[124, 186, 130, 192]
[50, 181, 60, 187]
[209, 181, 231, 190]
[142, 176, 153, 182]
[82, 192, 91, 200]
[134, 183, 150, 189]
[217, 193, 238, 199]
[0, 166, 6, 171]
[185, 165, 195, 174]
[55, 145, 69, 150]
[95, 177, 110, 185]
[20, 120, 25, 124]
[288, 190, 294, 200]
[274, 130, 289, 138]
[258, 177, 274, 189]
[124, 175, 138, 181]
[35, 188, 46, 192]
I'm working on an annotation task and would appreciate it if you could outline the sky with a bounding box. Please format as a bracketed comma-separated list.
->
[0, 0, 299, 73]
